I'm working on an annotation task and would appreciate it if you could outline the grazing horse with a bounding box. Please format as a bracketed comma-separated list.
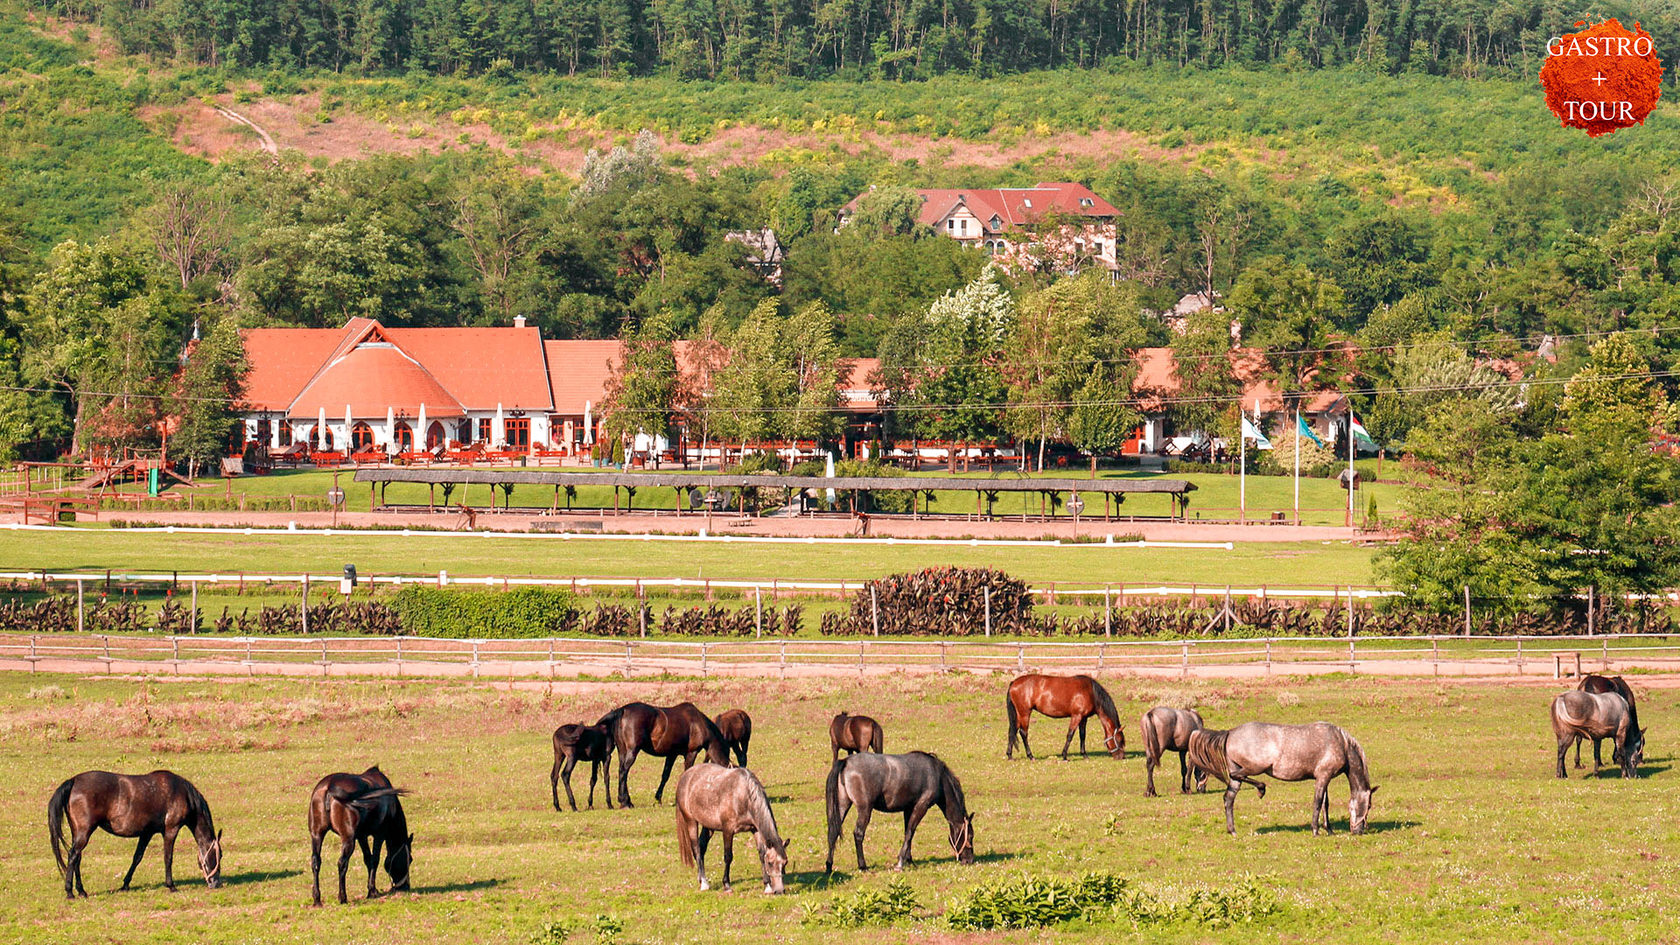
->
[308, 766, 413, 906]
[715, 709, 753, 768]
[1551, 689, 1644, 780]
[551, 722, 615, 811]
[1141, 707, 1208, 797]
[1004, 673, 1125, 760]
[48, 770, 224, 899]
[1188, 722, 1378, 835]
[830, 711, 885, 762]
[1573, 675, 1638, 769]
[596, 702, 729, 808]
[673, 763, 788, 894]
[824, 751, 975, 873]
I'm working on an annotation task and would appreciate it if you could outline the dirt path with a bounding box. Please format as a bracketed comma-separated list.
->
[212, 106, 278, 155]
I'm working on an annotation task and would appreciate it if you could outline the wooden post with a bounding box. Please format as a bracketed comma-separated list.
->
[1463, 586, 1471, 637]
[1180, 642, 1189, 678]
[1104, 585, 1112, 638]
[76, 580, 84, 633]
[301, 575, 309, 635]
[870, 586, 880, 637]
[1516, 638, 1524, 675]
[701, 643, 708, 678]
[984, 586, 992, 637]
[1587, 585, 1595, 636]
[625, 641, 633, 675]
[755, 587, 763, 638]
[1017, 644, 1025, 672]
[190, 581, 197, 634]
[1265, 639, 1272, 676]
[1433, 637, 1440, 677]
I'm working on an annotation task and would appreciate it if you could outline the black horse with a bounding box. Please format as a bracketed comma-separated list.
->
[596, 702, 729, 807]
[552, 722, 615, 811]
[308, 766, 412, 906]
[825, 751, 976, 873]
[48, 770, 224, 898]
[715, 709, 753, 767]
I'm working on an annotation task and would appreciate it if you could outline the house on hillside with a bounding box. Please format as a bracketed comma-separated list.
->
[725, 228, 786, 285]
[838, 182, 1121, 278]
[1127, 347, 1346, 455]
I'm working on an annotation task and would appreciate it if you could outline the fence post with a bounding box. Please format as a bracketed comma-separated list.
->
[320, 638, 328, 675]
[1348, 636, 1356, 674]
[396, 637, 404, 677]
[1346, 587, 1354, 637]
[1432, 637, 1440, 677]
[190, 581, 198, 634]
[858, 642, 865, 678]
[779, 640, 786, 680]
[625, 641, 633, 676]
[639, 604, 647, 638]
[940, 642, 948, 674]
[1516, 638, 1524, 675]
[1097, 642, 1105, 672]
[1180, 642, 1188, 678]
[1104, 585, 1112, 638]
[76, 579, 84, 633]
[30, 634, 37, 670]
[301, 575, 309, 635]
[755, 587, 763, 638]
[1017, 643, 1025, 673]
[870, 586, 880, 637]
[1463, 586, 1471, 637]
[701, 643, 709, 678]
[984, 586, 992, 638]
[1587, 586, 1595, 636]
[1601, 638, 1608, 671]
[471, 640, 480, 677]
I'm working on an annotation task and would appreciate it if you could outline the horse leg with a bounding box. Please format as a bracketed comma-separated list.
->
[336, 835, 355, 904]
[1311, 780, 1329, 836]
[121, 831, 153, 890]
[1555, 735, 1570, 779]
[899, 803, 932, 869]
[360, 835, 379, 899]
[561, 756, 580, 811]
[1223, 781, 1240, 835]
[1178, 749, 1192, 794]
[1144, 749, 1159, 797]
[696, 828, 711, 891]
[588, 760, 602, 810]
[618, 747, 639, 808]
[720, 830, 735, 892]
[67, 825, 93, 899]
[1574, 734, 1583, 769]
[825, 793, 853, 874]
[1018, 716, 1035, 760]
[1079, 716, 1089, 756]
[654, 754, 680, 805]
[161, 825, 179, 891]
[853, 805, 874, 872]
[1594, 736, 1606, 770]
[310, 831, 325, 907]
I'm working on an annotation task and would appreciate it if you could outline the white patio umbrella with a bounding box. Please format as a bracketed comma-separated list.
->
[317, 406, 327, 449]
[583, 401, 593, 444]
[417, 403, 428, 450]
[344, 404, 353, 451]
[494, 402, 505, 446]
[386, 406, 396, 454]
[824, 450, 836, 504]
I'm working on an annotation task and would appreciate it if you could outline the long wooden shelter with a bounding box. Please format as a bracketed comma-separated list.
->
[352, 469, 1197, 521]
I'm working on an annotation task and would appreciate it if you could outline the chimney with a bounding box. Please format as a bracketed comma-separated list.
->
[514, 315, 527, 328]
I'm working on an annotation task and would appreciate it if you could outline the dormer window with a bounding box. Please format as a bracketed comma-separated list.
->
[1079, 197, 1093, 207]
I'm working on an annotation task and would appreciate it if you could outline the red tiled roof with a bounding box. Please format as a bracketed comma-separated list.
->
[1133, 347, 1344, 414]
[287, 342, 464, 419]
[839, 358, 882, 411]
[389, 327, 553, 411]
[240, 328, 347, 412]
[843, 182, 1117, 231]
[544, 340, 621, 416]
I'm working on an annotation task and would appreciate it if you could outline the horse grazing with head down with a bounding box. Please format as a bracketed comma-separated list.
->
[825, 751, 975, 873]
[596, 702, 729, 807]
[830, 711, 885, 762]
[674, 763, 788, 894]
[1140, 706, 1208, 797]
[1571, 675, 1638, 770]
[1005, 674, 1124, 760]
[1552, 687, 1644, 780]
[48, 770, 224, 899]
[715, 709, 752, 767]
[308, 766, 412, 906]
[552, 722, 615, 812]
[1188, 722, 1377, 835]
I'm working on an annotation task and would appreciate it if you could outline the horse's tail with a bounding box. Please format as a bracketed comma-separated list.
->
[1341, 728, 1371, 791]
[1187, 728, 1230, 783]
[1004, 685, 1020, 748]
[1089, 677, 1124, 753]
[675, 796, 698, 866]
[48, 777, 74, 880]
[870, 721, 884, 754]
[328, 784, 406, 812]
[1140, 709, 1161, 761]
[824, 757, 847, 839]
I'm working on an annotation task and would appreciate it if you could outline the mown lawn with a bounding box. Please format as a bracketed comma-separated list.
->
[1, 672, 1674, 944]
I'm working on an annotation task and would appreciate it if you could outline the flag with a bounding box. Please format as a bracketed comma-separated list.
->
[1297, 413, 1325, 448]
[1241, 411, 1272, 450]
[1349, 411, 1378, 451]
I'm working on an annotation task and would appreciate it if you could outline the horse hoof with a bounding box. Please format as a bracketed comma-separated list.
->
[699, 880, 709, 891]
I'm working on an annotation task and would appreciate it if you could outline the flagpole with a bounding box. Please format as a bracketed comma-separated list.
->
[1293, 403, 1300, 525]
[1239, 404, 1246, 525]
[1347, 408, 1355, 528]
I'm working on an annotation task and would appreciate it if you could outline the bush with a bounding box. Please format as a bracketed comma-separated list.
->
[804, 878, 920, 927]
[391, 586, 581, 638]
[944, 872, 1278, 931]
[828, 567, 1033, 636]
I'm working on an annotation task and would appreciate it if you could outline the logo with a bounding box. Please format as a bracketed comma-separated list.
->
[1541, 19, 1664, 137]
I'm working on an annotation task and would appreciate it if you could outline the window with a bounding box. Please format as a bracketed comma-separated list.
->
[278, 422, 293, 448]
[255, 418, 271, 447]
[959, 219, 968, 235]
[1079, 197, 1093, 207]
[478, 418, 492, 443]
[392, 421, 413, 452]
[317, 425, 334, 450]
[426, 422, 445, 450]
[351, 421, 374, 452]
[504, 418, 531, 449]
[1022, 198, 1032, 208]
[947, 219, 955, 231]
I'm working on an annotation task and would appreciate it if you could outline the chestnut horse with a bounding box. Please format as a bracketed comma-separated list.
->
[1004, 674, 1124, 760]
[48, 770, 224, 898]
[830, 712, 885, 762]
[596, 702, 729, 807]
[551, 722, 615, 811]
[308, 766, 412, 906]
[715, 709, 753, 767]
[1573, 675, 1637, 769]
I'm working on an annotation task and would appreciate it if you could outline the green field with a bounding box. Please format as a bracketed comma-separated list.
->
[1, 672, 1672, 943]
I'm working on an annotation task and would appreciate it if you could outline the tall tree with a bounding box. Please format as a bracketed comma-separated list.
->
[170, 316, 249, 477]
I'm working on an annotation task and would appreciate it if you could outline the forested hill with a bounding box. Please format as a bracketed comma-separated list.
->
[45, 0, 1680, 81]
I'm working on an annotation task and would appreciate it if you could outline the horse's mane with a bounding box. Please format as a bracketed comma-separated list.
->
[1340, 728, 1371, 792]
[1187, 728, 1230, 782]
[1087, 677, 1121, 728]
[934, 757, 968, 820]
[738, 769, 784, 848]
[1611, 677, 1641, 734]
[182, 778, 215, 833]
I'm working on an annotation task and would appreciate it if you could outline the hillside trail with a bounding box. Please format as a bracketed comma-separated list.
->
[212, 106, 278, 155]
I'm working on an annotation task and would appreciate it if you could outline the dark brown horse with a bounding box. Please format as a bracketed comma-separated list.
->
[1552, 689, 1644, 779]
[1141, 706, 1208, 797]
[552, 722, 615, 811]
[1005, 673, 1124, 760]
[1573, 675, 1638, 769]
[715, 709, 753, 767]
[308, 766, 412, 906]
[674, 763, 788, 894]
[1188, 722, 1377, 835]
[48, 770, 223, 899]
[825, 751, 974, 873]
[830, 711, 885, 762]
[596, 702, 729, 807]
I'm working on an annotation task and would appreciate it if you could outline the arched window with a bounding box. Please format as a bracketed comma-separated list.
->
[392, 421, 413, 452]
[255, 418, 271, 447]
[426, 422, 445, 450]
[351, 421, 374, 452]
[317, 425, 334, 450]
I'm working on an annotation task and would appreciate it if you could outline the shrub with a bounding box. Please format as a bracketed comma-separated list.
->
[945, 872, 1278, 931]
[391, 586, 581, 638]
[831, 567, 1033, 636]
[804, 878, 920, 927]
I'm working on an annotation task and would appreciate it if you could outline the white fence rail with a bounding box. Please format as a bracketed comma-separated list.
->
[3, 633, 1674, 681]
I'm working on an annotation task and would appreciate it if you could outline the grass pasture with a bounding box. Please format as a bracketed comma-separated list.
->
[2, 672, 1676, 943]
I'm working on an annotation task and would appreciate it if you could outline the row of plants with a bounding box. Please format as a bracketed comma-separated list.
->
[96, 496, 332, 512]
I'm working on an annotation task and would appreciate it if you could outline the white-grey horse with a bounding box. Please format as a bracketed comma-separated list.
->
[1141, 706, 1208, 797]
[673, 763, 788, 894]
[1551, 689, 1644, 780]
[824, 751, 974, 873]
[1188, 721, 1377, 835]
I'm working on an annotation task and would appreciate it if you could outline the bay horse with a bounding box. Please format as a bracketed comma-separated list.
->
[824, 751, 975, 873]
[48, 770, 223, 898]
[830, 711, 885, 762]
[308, 766, 412, 906]
[1551, 689, 1644, 779]
[1141, 706, 1208, 797]
[1572, 675, 1638, 769]
[551, 722, 615, 811]
[1188, 722, 1377, 835]
[673, 763, 788, 894]
[1004, 673, 1124, 760]
[715, 709, 753, 767]
[596, 702, 729, 807]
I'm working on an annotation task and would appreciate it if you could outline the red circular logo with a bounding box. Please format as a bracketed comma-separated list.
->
[1541, 19, 1664, 137]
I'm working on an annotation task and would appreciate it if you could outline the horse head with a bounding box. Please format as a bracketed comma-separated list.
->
[949, 813, 976, 865]
[1349, 785, 1378, 835]
[386, 833, 414, 891]
[757, 834, 788, 895]
[1102, 719, 1125, 758]
[1623, 728, 1647, 779]
[197, 828, 224, 889]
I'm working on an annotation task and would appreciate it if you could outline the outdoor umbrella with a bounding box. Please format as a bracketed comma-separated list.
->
[417, 403, 428, 450]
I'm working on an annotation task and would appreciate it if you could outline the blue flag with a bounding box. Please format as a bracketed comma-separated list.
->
[1241, 412, 1272, 450]
[1297, 413, 1325, 448]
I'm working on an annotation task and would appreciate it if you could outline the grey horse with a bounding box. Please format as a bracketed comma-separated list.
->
[1141, 706, 1208, 797]
[673, 763, 788, 894]
[1188, 721, 1377, 835]
[824, 751, 975, 873]
[1551, 689, 1644, 780]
